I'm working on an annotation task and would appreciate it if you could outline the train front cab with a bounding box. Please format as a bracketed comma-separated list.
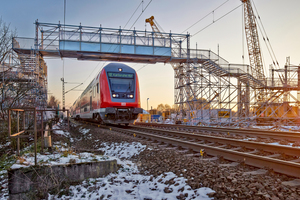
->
[99, 64, 142, 125]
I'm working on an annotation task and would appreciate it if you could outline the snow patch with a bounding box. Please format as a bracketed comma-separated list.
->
[49, 157, 214, 200]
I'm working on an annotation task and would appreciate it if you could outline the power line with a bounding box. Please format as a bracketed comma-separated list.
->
[129, 0, 153, 30]
[98, 0, 153, 61]
[251, 0, 280, 67]
[80, 1, 148, 85]
[82, 61, 103, 85]
[181, 0, 230, 34]
[192, 4, 242, 37]
[137, 64, 149, 72]
[123, 1, 143, 29]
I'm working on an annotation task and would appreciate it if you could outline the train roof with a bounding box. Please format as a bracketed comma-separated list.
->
[103, 63, 136, 73]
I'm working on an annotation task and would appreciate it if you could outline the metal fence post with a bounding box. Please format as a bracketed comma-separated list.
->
[41, 111, 44, 153]
[34, 108, 37, 166]
[17, 111, 20, 156]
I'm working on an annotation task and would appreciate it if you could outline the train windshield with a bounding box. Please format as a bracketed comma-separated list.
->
[108, 72, 134, 92]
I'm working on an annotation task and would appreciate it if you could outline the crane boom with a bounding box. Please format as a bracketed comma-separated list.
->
[242, 0, 265, 81]
[145, 16, 164, 38]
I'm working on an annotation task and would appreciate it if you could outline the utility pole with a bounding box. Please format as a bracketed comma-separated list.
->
[62, 0, 66, 111]
[147, 98, 149, 112]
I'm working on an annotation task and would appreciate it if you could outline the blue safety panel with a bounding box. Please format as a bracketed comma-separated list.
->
[81, 42, 100, 52]
[136, 46, 153, 55]
[60, 41, 80, 51]
[154, 47, 171, 56]
[101, 43, 120, 53]
[121, 45, 135, 54]
[58, 40, 171, 57]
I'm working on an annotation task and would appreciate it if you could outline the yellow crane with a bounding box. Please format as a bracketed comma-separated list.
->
[145, 16, 162, 37]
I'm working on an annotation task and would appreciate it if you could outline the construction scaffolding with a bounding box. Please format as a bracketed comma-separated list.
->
[1, 42, 48, 113]
[11, 20, 300, 127]
[173, 55, 300, 127]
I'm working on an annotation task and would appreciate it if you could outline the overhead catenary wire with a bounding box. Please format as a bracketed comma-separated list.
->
[181, 0, 230, 34]
[129, 0, 153, 31]
[123, 1, 144, 29]
[192, 4, 242, 38]
[242, 4, 245, 65]
[82, 61, 103, 85]
[251, 0, 280, 68]
[99, 0, 153, 57]
[81, 0, 153, 85]
[137, 64, 149, 72]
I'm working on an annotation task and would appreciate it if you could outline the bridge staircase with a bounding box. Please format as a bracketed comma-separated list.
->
[200, 57, 265, 89]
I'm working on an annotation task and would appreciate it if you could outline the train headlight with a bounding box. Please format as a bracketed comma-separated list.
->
[112, 94, 117, 98]
[129, 94, 133, 98]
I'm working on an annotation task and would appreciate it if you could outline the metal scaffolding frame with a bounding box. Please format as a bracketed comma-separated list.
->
[1, 41, 47, 111]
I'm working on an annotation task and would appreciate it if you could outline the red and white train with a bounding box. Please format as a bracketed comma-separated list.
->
[70, 63, 143, 125]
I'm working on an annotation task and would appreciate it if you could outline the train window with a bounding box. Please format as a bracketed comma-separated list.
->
[109, 77, 134, 92]
[97, 83, 99, 93]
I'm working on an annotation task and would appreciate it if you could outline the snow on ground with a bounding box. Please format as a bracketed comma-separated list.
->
[49, 165, 213, 200]
[0, 170, 8, 197]
[268, 142, 300, 148]
[0, 142, 11, 149]
[10, 143, 113, 170]
[79, 127, 90, 135]
[52, 124, 70, 137]
[252, 125, 300, 132]
[1, 139, 214, 200]
[49, 142, 214, 200]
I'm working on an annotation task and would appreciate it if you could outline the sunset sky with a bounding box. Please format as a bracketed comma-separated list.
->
[1, 0, 300, 110]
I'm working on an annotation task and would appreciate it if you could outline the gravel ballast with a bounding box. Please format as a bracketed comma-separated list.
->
[47, 121, 300, 199]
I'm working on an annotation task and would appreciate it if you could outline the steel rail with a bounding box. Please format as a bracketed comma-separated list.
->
[135, 123, 300, 141]
[131, 126, 300, 157]
[108, 125, 300, 178]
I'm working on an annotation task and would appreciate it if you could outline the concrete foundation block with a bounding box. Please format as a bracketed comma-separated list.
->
[8, 160, 118, 199]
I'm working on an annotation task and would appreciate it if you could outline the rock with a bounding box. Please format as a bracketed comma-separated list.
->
[149, 176, 153, 181]
[164, 187, 173, 193]
[282, 179, 300, 187]
[178, 187, 184, 192]
[207, 192, 216, 197]
[224, 171, 230, 177]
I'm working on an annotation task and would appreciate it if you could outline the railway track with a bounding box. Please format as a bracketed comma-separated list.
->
[77, 120, 300, 178]
[135, 122, 300, 142]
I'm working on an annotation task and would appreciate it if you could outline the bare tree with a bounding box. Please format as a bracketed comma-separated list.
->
[47, 95, 60, 108]
[164, 104, 171, 111]
[0, 18, 16, 64]
[0, 18, 18, 120]
[157, 104, 165, 112]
